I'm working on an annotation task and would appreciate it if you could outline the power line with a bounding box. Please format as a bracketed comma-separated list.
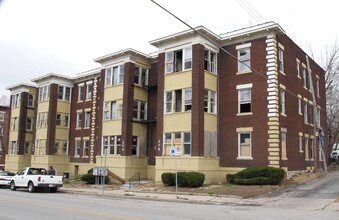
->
[150, 0, 326, 115]
[235, 0, 263, 24]
[241, 0, 266, 22]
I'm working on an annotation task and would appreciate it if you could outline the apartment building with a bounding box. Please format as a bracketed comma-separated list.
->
[0, 105, 10, 169]
[5, 22, 327, 183]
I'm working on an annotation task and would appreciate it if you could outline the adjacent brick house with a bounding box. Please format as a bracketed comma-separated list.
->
[0, 105, 10, 170]
[4, 22, 327, 183]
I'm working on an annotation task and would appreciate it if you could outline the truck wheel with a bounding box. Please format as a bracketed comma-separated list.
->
[50, 187, 57, 193]
[10, 181, 16, 191]
[28, 182, 36, 193]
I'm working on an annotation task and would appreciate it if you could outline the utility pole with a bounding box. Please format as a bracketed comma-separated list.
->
[306, 56, 327, 172]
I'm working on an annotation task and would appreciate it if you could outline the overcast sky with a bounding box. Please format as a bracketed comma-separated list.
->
[0, 0, 338, 98]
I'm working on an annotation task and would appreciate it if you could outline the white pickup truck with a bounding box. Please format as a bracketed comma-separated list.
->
[10, 167, 63, 193]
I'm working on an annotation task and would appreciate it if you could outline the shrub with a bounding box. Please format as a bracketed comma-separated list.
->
[226, 166, 285, 185]
[161, 172, 205, 188]
[162, 172, 175, 186]
[177, 172, 205, 188]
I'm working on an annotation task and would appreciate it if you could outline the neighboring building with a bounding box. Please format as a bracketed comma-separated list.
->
[5, 84, 36, 171]
[4, 22, 328, 183]
[0, 105, 10, 170]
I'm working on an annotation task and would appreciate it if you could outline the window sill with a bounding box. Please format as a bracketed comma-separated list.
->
[204, 70, 217, 76]
[85, 99, 92, 102]
[204, 112, 217, 116]
[236, 70, 252, 75]
[282, 157, 288, 160]
[74, 156, 80, 158]
[82, 156, 89, 158]
[237, 156, 253, 160]
[297, 76, 301, 79]
[299, 113, 303, 116]
[165, 69, 192, 75]
[77, 100, 84, 103]
[75, 127, 82, 130]
[83, 127, 90, 129]
[281, 113, 287, 117]
[237, 112, 253, 116]
[280, 71, 286, 76]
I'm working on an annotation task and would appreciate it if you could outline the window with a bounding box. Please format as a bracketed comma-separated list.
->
[184, 88, 192, 112]
[76, 112, 82, 128]
[54, 142, 59, 155]
[64, 114, 69, 127]
[316, 78, 320, 97]
[281, 131, 287, 159]
[163, 131, 191, 156]
[78, 85, 84, 101]
[26, 118, 33, 131]
[83, 140, 89, 156]
[133, 100, 138, 119]
[11, 93, 20, 108]
[102, 135, 122, 155]
[63, 142, 68, 155]
[132, 136, 138, 156]
[165, 92, 173, 113]
[84, 111, 91, 128]
[309, 138, 314, 160]
[165, 47, 192, 74]
[304, 102, 308, 123]
[11, 141, 17, 155]
[57, 86, 71, 101]
[278, 48, 284, 73]
[24, 142, 30, 154]
[133, 100, 147, 120]
[135, 66, 149, 86]
[38, 85, 50, 102]
[183, 132, 191, 155]
[299, 135, 303, 152]
[105, 65, 125, 86]
[280, 89, 285, 114]
[0, 112, 4, 121]
[204, 49, 217, 74]
[103, 101, 122, 120]
[237, 47, 251, 72]
[111, 101, 117, 120]
[308, 104, 313, 124]
[56, 114, 61, 126]
[12, 117, 18, 131]
[86, 83, 93, 100]
[298, 98, 302, 114]
[238, 132, 251, 158]
[204, 90, 217, 113]
[36, 112, 48, 128]
[75, 140, 81, 157]
[296, 62, 300, 77]
[238, 89, 251, 113]
[165, 88, 192, 113]
[28, 94, 34, 107]
[302, 67, 307, 88]
[305, 137, 309, 160]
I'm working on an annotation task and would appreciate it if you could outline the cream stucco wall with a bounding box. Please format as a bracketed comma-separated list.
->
[30, 155, 70, 175]
[204, 113, 217, 132]
[164, 71, 192, 91]
[102, 120, 122, 136]
[57, 101, 71, 113]
[204, 72, 217, 91]
[10, 108, 20, 117]
[104, 85, 124, 101]
[37, 101, 50, 112]
[163, 113, 191, 132]
[35, 128, 48, 140]
[5, 155, 32, 173]
[134, 87, 148, 101]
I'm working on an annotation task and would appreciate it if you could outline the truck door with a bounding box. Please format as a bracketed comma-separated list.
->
[15, 168, 27, 187]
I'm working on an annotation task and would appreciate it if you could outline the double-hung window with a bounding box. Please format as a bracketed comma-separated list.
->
[133, 100, 147, 120]
[38, 85, 50, 102]
[204, 90, 217, 113]
[163, 131, 191, 156]
[28, 94, 34, 107]
[183, 132, 191, 155]
[84, 111, 91, 128]
[11, 93, 20, 108]
[83, 140, 89, 157]
[304, 102, 308, 123]
[237, 43, 251, 72]
[102, 135, 122, 155]
[0, 112, 4, 121]
[57, 86, 71, 101]
[78, 85, 84, 101]
[165, 88, 192, 113]
[237, 84, 252, 114]
[184, 88, 192, 111]
[298, 97, 302, 114]
[26, 118, 33, 131]
[76, 112, 82, 128]
[165, 92, 173, 113]
[280, 89, 285, 115]
[278, 47, 284, 73]
[86, 83, 93, 100]
[165, 47, 192, 74]
[238, 132, 251, 158]
[302, 67, 307, 88]
[204, 49, 217, 73]
[105, 65, 125, 86]
[132, 136, 138, 156]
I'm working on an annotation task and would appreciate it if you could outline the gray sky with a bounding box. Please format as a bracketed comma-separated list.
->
[0, 0, 338, 98]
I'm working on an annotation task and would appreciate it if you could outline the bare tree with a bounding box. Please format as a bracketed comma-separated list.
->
[322, 40, 339, 152]
[0, 94, 9, 106]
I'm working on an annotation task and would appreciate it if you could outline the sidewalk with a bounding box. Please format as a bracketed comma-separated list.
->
[60, 185, 256, 206]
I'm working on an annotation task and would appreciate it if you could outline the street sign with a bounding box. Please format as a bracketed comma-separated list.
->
[170, 146, 181, 156]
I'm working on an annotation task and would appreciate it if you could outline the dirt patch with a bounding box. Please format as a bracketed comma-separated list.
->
[65, 167, 337, 198]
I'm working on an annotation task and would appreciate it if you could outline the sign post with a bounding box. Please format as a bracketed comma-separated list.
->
[170, 146, 181, 199]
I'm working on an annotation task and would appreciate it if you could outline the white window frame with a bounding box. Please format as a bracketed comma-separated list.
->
[76, 112, 82, 128]
[75, 140, 81, 157]
[204, 89, 217, 113]
[78, 85, 84, 101]
[237, 84, 252, 114]
[0, 112, 4, 121]
[11, 93, 21, 108]
[204, 49, 217, 74]
[26, 117, 33, 131]
[84, 111, 91, 128]
[238, 132, 252, 159]
[28, 94, 34, 107]
[280, 89, 286, 115]
[86, 83, 93, 100]
[83, 140, 89, 157]
[236, 43, 251, 73]
[105, 65, 125, 86]
[165, 46, 192, 74]
[298, 98, 302, 115]
[278, 47, 284, 73]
